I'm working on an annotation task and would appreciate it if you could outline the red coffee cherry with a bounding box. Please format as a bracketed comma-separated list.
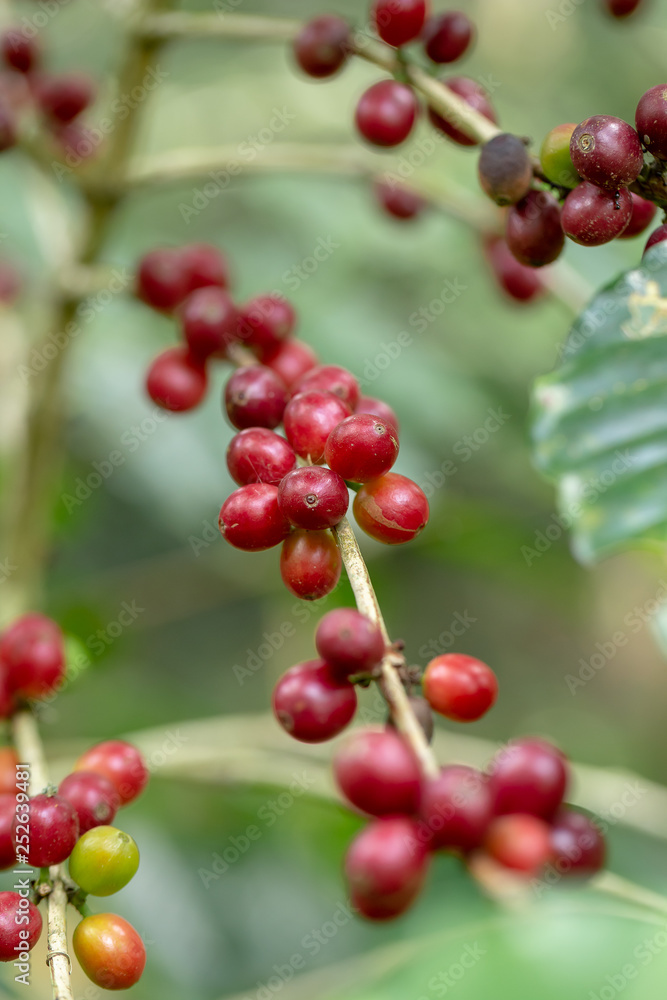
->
[419, 765, 492, 851]
[635, 83, 667, 159]
[484, 813, 552, 874]
[293, 16, 350, 78]
[224, 365, 288, 431]
[73, 913, 146, 990]
[146, 347, 208, 412]
[283, 390, 351, 463]
[478, 133, 533, 206]
[550, 807, 606, 877]
[0, 100, 16, 153]
[280, 529, 342, 600]
[1, 612, 65, 701]
[374, 180, 425, 220]
[345, 816, 429, 921]
[264, 338, 317, 389]
[180, 286, 239, 361]
[618, 193, 656, 239]
[0, 891, 42, 962]
[325, 414, 399, 483]
[38, 72, 95, 123]
[570, 115, 643, 189]
[1, 31, 40, 74]
[315, 608, 385, 677]
[295, 364, 360, 410]
[604, 0, 642, 17]
[356, 80, 419, 148]
[136, 248, 189, 312]
[561, 182, 632, 246]
[333, 728, 421, 816]
[355, 395, 399, 434]
[353, 473, 429, 544]
[422, 12, 474, 64]
[237, 295, 296, 355]
[75, 740, 149, 806]
[483, 236, 544, 303]
[428, 77, 497, 147]
[0, 794, 16, 869]
[488, 738, 568, 820]
[219, 483, 290, 551]
[645, 223, 667, 253]
[58, 771, 120, 835]
[372, 0, 427, 47]
[226, 428, 296, 486]
[180, 242, 231, 294]
[422, 653, 498, 722]
[12, 793, 79, 867]
[272, 659, 357, 742]
[278, 467, 349, 530]
[506, 190, 564, 267]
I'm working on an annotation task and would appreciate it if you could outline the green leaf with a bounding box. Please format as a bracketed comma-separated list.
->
[531, 242, 667, 564]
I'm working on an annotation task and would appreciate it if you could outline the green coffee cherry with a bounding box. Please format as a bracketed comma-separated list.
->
[540, 123, 580, 188]
[69, 826, 139, 896]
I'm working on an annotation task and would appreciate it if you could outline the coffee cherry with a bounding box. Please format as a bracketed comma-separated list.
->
[422, 12, 474, 64]
[645, 223, 667, 253]
[619, 192, 656, 238]
[345, 817, 429, 920]
[355, 80, 419, 148]
[264, 338, 317, 389]
[224, 365, 288, 431]
[374, 180, 425, 220]
[636, 84, 667, 159]
[0, 795, 16, 869]
[325, 414, 399, 483]
[278, 467, 349, 530]
[506, 190, 564, 267]
[1, 31, 39, 74]
[238, 295, 296, 355]
[0, 100, 16, 152]
[136, 248, 189, 312]
[428, 77, 497, 147]
[478, 133, 533, 206]
[12, 793, 79, 866]
[484, 813, 552, 873]
[280, 529, 342, 600]
[315, 608, 385, 677]
[283, 390, 351, 463]
[540, 123, 580, 188]
[550, 807, 606, 877]
[0, 748, 18, 795]
[387, 694, 434, 743]
[483, 236, 544, 303]
[146, 347, 208, 412]
[1, 612, 65, 701]
[69, 826, 139, 896]
[180, 286, 239, 361]
[422, 653, 498, 722]
[227, 428, 296, 487]
[356, 395, 399, 434]
[272, 659, 356, 742]
[59, 771, 120, 834]
[293, 16, 350, 78]
[372, 0, 427, 47]
[488, 738, 568, 820]
[333, 728, 421, 816]
[604, 0, 642, 16]
[73, 913, 146, 990]
[570, 115, 643, 189]
[0, 892, 42, 962]
[561, 182, 632, 246]
[419, 765, 492, 851]
[296, 365, 360, 410]
[75, 740, 148, 806]
[219, 483, 290, 551]
[38, 72, 95, 123]
[353, 473, 429, 544]
[180, 242, 231, 294]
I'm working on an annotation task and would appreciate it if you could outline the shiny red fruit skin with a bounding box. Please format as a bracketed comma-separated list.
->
[136, 248, 189, 312]
[280, 529, 342, 600]
[278, 466, 349, 530]
[353, 473, 429, 544]
[422, 12, 474, 64]
[180, 286, 239, 361]
[295, 364, 360, 410]
[488, 738, 568, 820]
[428, 77, 496, 147]
[180, 243, 231, 294]
[73, 913, 146, 989]
[58, 771, 120, 835]
[325, 414, 399, 483]
[75, 740, 149, 806]
[146, 347, 208, 412]
[333, 728, 421, 816]
[561, 182, 632, 246]
[0, 891, 42, 961]
[419, 765, 493, 852]
[372, 0, 427, 47]
[422, 653, 498, 722]
[0, 794, 16, 869]
[356, 80, 419, 148]
[293, 16, 350, 78]
[645, 223, 667, 253]
[484, 813, 552, 873]
[1, 613, 65, 700]
[224, 365, 288, 431]
[549, 807, 606, 877]
[315, 608, 385, 677]
[484, 236, 544, 302]
[226, 428, 296, 486]
[238, 295, 296, 355]
[374, 180, 425, 220]
[570, 115, 643, 189]
[12, 793, 79, 867]
[219, 483, 290, 551]
[263, 338, 317, 388]
[619, 193, 656, 239]
[506, 190, 564, 266]
[636, 83, 667, 159]
[345, 816, 429, 921]
[273, 659, 356, 742]
[355, 395, 399, 434]
[283, 390, 351, 463]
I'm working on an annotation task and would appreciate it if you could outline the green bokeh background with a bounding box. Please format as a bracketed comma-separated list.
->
[1, 0, 667, 997]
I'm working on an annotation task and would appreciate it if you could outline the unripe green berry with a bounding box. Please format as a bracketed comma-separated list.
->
[540, 123, 580, 188]
[69, 826, 139, 896]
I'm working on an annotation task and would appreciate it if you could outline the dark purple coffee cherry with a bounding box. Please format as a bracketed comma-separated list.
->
[570, 115, 643, 189]
[636, 84, 667, 160]
[561, 182, 632, 246]
[478, 133, 533, 206]
[506, 190, 564, 267]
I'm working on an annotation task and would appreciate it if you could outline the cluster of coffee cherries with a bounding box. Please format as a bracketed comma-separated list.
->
[0, 26, 96, 159]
